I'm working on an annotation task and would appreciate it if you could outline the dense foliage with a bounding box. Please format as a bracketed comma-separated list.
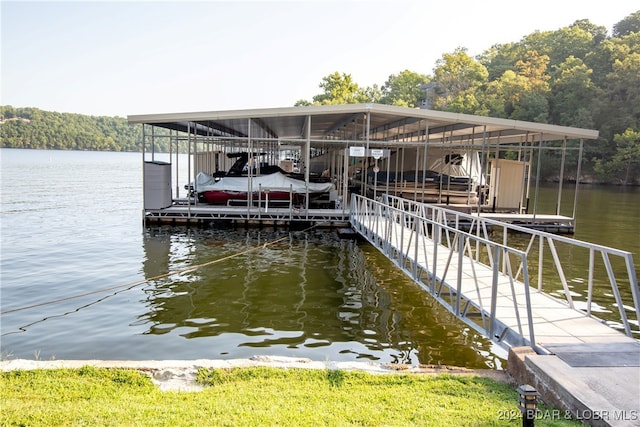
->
[2, 11, 639, 183]
[0, 107, 142, 152]
[296, 11, 640, 184]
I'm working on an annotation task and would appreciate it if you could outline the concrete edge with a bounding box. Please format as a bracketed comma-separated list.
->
[507, 346, 613, 427]
[1, 356, 513, 392]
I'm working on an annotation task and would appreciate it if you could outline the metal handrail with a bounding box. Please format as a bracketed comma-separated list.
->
[350, 194, 538, 348]
[362, 194, 640, 339]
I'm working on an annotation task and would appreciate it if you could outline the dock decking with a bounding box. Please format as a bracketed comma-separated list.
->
[144, 204, 350, 227]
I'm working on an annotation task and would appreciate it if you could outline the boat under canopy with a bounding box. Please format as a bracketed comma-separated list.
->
[193, 171, 334, 205]
[130, 103, 599, 230]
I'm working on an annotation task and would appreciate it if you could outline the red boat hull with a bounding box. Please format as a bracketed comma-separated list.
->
[200, 190, 300, 205]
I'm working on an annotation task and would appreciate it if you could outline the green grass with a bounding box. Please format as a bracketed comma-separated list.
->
[1, 366, 580, 426]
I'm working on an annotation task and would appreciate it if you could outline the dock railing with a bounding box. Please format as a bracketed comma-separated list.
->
[350, 194, 640, 348]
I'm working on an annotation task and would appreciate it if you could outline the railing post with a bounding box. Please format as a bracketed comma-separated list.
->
[587, 248, 594, 316]
[456, 232, 464, 316]
[520, 256, 536, 347]
[431, 223, 439, 293]
[399, 210, 405, 267]
[626, 255, 640, 333]
[489, 246, 500, 340]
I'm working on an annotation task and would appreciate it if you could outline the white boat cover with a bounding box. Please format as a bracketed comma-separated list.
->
[194, 172, 334, 194]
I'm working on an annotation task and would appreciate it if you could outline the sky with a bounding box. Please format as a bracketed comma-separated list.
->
[1, 0, 637, 118]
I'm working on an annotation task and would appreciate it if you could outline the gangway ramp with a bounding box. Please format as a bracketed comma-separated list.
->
[350, 194, 639, 353]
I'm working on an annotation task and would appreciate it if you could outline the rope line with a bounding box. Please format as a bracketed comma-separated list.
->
[1, 225, 322, 316]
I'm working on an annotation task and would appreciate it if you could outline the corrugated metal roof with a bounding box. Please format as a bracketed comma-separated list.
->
[128, 103, 599, 145]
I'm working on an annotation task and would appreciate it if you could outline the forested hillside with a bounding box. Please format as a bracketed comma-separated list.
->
[2, 11, 639, 183]
[0, 107, 142, 152]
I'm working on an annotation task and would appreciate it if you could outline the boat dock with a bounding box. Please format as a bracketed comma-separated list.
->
[143, 204, 349, 227]
[350, 193, 639, 425]
[129, 104, 640, 424]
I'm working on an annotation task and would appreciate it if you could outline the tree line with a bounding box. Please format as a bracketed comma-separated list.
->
[295, 11, 640, 185]
[0, 107, 143, 152]
[1, 11, 638, 184]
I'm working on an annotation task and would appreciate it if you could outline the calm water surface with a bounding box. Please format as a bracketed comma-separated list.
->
[1, 149, 500, 367]
[1, 149, 638, 365]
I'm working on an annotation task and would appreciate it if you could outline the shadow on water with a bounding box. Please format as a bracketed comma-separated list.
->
[139, 226, 504, 369]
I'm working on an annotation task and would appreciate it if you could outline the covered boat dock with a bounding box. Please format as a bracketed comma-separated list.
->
[128, 103, 598, 230]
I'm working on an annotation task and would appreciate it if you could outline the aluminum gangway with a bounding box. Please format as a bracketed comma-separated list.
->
[350, 194, 640, 352]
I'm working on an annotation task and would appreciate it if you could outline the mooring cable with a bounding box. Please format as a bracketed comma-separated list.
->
[1, 224, 326, 316]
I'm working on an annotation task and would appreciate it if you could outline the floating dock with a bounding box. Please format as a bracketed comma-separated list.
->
[143, 204, 350, 228]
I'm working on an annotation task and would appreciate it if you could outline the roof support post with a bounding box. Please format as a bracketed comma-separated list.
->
[365, 111, 371, 195]
[187, 122, 192, 216]
[479, 125, 487, 214]
[151, 125, 155, 162]
[572, 139, 584, 225]
[247, 118, 253, 208]
[421, 119, 430, 201]
[305, 115, 311, 215]
[557, 137, 567, 216]
[525, 132, 534, 214]
[532, 133, 544, 221]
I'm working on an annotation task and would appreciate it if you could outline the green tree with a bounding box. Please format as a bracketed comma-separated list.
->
[549, 56, 600, 127]
[429, 48, 489, 114]
[380, 70, 430, 107]
[311, 72, 363, 105]
[613, 10, 640, 37]
[594, 128, 640, 184]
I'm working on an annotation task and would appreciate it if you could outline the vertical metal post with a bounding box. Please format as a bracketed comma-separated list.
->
[479, 125, 487, 213]
[342, 147, 349, 213]
[537, 236, 544, 291]
[431, 223, 439, 293]
[557, 137, 567, 215]
[626, 255, 640, 333]
[421, 119, 429, 197]
[572, 139, 584, 226]
[151, 125, 155, 162]
[489, 246, 500, 339]
[521, 255, 536, 347]
[525, 133, 533, 213]
[587, 249, 594, 316]
[305, 115, 311, 218]
[247, 118, 253, 210]
[142, 124, 146, 222]
[455, 232, 464, 315]
[187, 122, 192, 218]
[533, 133, 543, 221]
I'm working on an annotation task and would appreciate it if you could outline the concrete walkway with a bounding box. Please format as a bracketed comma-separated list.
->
[508, 342, 640, 427]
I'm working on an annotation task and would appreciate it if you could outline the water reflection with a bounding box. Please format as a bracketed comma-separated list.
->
[140, 226, 503, 368]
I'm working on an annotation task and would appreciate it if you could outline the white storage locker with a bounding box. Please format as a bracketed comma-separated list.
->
[144, 161, 172, 209]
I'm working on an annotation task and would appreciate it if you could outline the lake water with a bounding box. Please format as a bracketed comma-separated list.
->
[1, 149, 638, 367]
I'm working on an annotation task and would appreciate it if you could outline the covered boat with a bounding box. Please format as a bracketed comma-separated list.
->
[193, 171, 334, 205]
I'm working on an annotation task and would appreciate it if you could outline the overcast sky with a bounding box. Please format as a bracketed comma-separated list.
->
[1, 1, 636, 117]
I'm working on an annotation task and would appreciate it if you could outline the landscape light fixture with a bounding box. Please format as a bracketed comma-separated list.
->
[518, 384, 539, 427]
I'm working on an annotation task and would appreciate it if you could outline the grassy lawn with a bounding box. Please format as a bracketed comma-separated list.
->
[1, 366, 580, 426]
